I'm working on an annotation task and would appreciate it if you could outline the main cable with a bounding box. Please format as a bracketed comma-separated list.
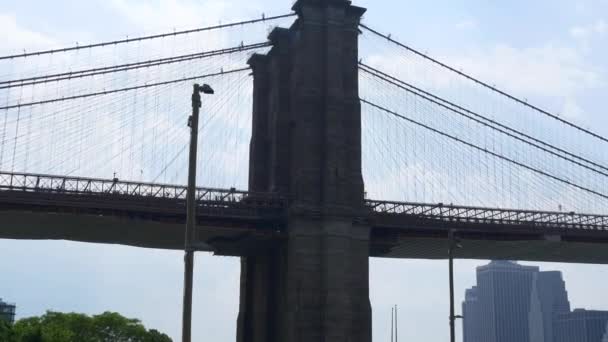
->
[359, 63, 608, 177]
[361, 98, 608, 201]
[359, 23, 608, 145]
[0, 42, 270, 89]
[0, 67, 250, 111]
[0, 13, 295, 60]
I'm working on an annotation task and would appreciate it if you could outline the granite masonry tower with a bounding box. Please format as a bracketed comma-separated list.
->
[237, 0, 371, 341]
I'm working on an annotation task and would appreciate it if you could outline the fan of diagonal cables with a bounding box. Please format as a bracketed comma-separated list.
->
[358, 24, 608, 214]
[0, 13, 295, 190]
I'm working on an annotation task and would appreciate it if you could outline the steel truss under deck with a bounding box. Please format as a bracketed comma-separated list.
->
[2, 171, 608, 232]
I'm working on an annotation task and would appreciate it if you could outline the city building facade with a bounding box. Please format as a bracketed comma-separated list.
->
[0, 298, 16, 324]
[463, 261, 576, 342]
[463, 261, 539, 342]
[462, 286, 481, 342]
[555, 309, 608, 342]
[529, 271, 571, 342]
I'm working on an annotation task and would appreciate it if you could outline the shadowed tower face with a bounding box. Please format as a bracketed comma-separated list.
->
[238, 0, 371, 341]
[248, 0, 366, 212]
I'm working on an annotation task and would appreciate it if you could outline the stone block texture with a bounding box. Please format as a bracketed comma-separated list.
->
[238, 1, 371, 341]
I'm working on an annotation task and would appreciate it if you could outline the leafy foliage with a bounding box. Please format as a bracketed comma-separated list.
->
[1, 311, 172, 342]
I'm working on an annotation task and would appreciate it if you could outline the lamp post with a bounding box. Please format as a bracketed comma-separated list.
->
[391, 304, 398, 342]
[448, 230, 463, 342]
[182, 83, 214, 342]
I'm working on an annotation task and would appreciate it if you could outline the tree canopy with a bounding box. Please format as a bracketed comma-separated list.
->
[0, 311, 172, 342]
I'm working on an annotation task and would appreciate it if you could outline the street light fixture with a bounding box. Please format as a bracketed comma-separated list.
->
[182, 83, 214, 342]
[199, 84, 214, 94]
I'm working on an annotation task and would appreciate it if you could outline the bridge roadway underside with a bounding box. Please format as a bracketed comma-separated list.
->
[1, 195, 608, 264]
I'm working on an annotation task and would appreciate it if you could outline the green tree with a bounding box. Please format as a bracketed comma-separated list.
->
[0, 319, 16, 341]
[7, 311, 172, 342]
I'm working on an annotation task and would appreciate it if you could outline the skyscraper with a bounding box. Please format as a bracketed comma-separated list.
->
[463, 286, 481, 342]
[529, 271, 571, 342]
[0, 298, 16, 324]
[463, 261, 608, 342]
[554, 309, 608, 342]
[463, 261, 539, 342]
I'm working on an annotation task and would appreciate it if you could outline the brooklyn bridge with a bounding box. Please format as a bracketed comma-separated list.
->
[1, 0, 607, 341]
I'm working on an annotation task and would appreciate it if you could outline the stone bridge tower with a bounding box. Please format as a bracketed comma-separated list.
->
[238, 0, 371, 341]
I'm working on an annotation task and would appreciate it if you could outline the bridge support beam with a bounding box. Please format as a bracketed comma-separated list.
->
[237, 219, 371, 342]
[284, 218, 371, 342]
[238, 0, 371, 341]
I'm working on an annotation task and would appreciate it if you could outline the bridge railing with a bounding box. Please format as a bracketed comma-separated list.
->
[4, 171, 607, 230]
[0, 171, 285, 209]
[365, 200, 608, 231]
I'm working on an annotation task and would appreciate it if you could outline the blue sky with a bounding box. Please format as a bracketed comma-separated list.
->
[1, 0, 608, 341]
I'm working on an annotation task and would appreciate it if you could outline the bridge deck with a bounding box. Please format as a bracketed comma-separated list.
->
[2, 171, 608, 263]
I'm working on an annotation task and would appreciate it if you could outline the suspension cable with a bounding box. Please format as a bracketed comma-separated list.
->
[0, 68, 250, 111]
[0, 13, 294, 60]
[0, 42, 270, 89]
[359, 23, 608, 144]
[359, 63, 608, 177]
[361, 98, 608, 201]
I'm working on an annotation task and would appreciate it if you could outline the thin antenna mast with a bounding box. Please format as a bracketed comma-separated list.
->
[395, 305, 398, 342]
[391, 307, 394, 342]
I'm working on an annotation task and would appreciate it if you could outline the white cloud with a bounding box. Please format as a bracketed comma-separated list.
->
[0, 13, 56, 54]
[561, 97, 585, 120]
[570, 19, 607, 40]
[450, 44, 603, 97]
[455, 19, 477, 31]
[366, 43, 603, 100]
[106, 0, 235, 32]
